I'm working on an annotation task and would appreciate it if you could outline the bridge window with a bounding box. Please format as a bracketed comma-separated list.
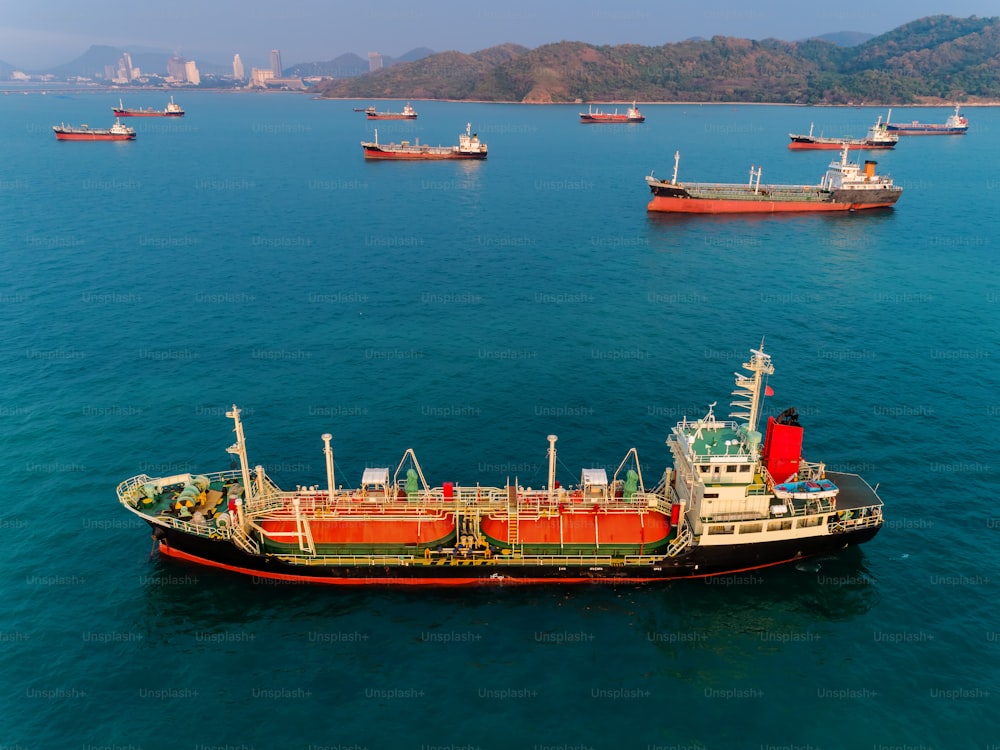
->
[707, 525, 735, 535]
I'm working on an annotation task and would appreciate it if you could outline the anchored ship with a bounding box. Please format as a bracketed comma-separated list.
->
[788, 116, 898, 150]
[363, 102, 417, 120]
[645, 146, 901, 214]
[361, 123, 487, 160]
[112, 96, 184, 117]
[885, 105, 967, 135]
[118, 345, 884, 586]
[53, 119, 136, 141]
[579, 102, 645, 123]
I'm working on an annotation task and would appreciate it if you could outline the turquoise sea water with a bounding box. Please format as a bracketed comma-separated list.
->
[1, 91, 999, 748]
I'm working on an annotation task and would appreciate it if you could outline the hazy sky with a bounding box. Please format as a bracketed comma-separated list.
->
[2, 0, 996, 69]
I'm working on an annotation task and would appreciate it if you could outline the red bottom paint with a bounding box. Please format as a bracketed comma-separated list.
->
[158, 540, 812, 586]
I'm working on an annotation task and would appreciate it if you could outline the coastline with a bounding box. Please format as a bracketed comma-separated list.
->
[4, 84, 999, 106]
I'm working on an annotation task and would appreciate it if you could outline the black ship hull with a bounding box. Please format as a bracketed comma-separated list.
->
[150, 523, 880, 585]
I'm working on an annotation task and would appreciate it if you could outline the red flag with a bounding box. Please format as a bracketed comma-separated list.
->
[765, 385, 774, 397]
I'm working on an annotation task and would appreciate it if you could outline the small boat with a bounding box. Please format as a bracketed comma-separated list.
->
[361, 123, 487, 160]
[884, 105, 967, 135]
[579, 101, 645, 123]
[117, 344, 884, 586]
[773, 479, 840, 501]
[53, 119, 136, 141]
[788, 116, 898, 150]
[645, 146, 901, 214]
[112, 96, 184, 117]
[364, 102, 417, 120]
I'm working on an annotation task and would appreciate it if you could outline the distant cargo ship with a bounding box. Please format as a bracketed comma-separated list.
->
[579, 102, 645, 123]
[53, 119, 136, 141]
[361, 123, 487, 160]
[363, 103, 417, 120]
[645, 146, 901, 214]
[788, 116, 898, 150]
[884, 105, 967, 135]
[113, 96, 184, 117]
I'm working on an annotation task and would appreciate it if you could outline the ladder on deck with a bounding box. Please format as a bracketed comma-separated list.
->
[507, 506, 518, 547]
[666, 526, 692, 557]
[231, 524, 260, 555]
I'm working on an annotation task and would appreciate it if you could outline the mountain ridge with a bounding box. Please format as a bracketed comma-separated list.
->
[314, 15, 1000, 104]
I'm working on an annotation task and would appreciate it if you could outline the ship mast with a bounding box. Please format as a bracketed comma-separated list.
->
[729, 346, 774, 436]
[322, 433, 335, 502]
[547, 435, 558, 501]
[226, 405, 253, 499]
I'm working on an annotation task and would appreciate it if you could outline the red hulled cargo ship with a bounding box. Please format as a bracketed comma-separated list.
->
[113, 96, 184, 117]
[111, 97, 184, 117]
[361, 123, 487, 160]
[118, 345, 884, 586]
[53, 119, 136, 141]
[579, 102, 645, 123]
[645, 146, 901, 214]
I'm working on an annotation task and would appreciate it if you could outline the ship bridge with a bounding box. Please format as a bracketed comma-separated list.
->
[670, 407, 760, 485]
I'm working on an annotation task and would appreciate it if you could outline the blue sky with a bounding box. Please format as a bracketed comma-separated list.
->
[1, 0, 997, 69]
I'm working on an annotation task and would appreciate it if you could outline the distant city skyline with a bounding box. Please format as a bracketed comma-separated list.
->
[1, 0, 997, 69]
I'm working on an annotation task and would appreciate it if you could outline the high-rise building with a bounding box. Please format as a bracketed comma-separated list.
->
[251, 68, 275, 88]
[233, 54, 245, 81]
[122, 52, 134, 79]
[368, 52, 383, 72]
[167, 55, 187, 81]
[184, 60, 200, 85]
[271, 49, 283, 77]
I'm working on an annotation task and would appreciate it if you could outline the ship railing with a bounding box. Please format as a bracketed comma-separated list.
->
[241, 487, 669, 519]
[829, 506, 882, 534]
[701, 510, 765, 522]
[274, 552, 674, 567]
[685, 183, 829, 202]
[245, 473, 283, 503]
[795, 461, 827, 481]
[759, 465, 778, 490]
[257, 507, 454, 524]
[116, 474, 155, 508]
[788, 497, 837, 517]
[151, 513, 233, 540]
[641, 495, 674, 515]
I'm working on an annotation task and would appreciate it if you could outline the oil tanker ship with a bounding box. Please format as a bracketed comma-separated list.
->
[53, 119, 136, 141]
[645, 146, 901, 214]
[118, 345, 884, 586]
[113, 96, 184, 117]
[361, 123, 487, 160]
[362, 103, 417, 120]
[788, 116, 898, 150]
[579, 102, 645, 123]
[885, 105, 967, 135]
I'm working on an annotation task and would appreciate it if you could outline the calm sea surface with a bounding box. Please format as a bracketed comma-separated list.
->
[1, 91, 999, 749]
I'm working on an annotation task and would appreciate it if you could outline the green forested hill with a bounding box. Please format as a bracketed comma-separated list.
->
[314, 15, 1000, 103]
